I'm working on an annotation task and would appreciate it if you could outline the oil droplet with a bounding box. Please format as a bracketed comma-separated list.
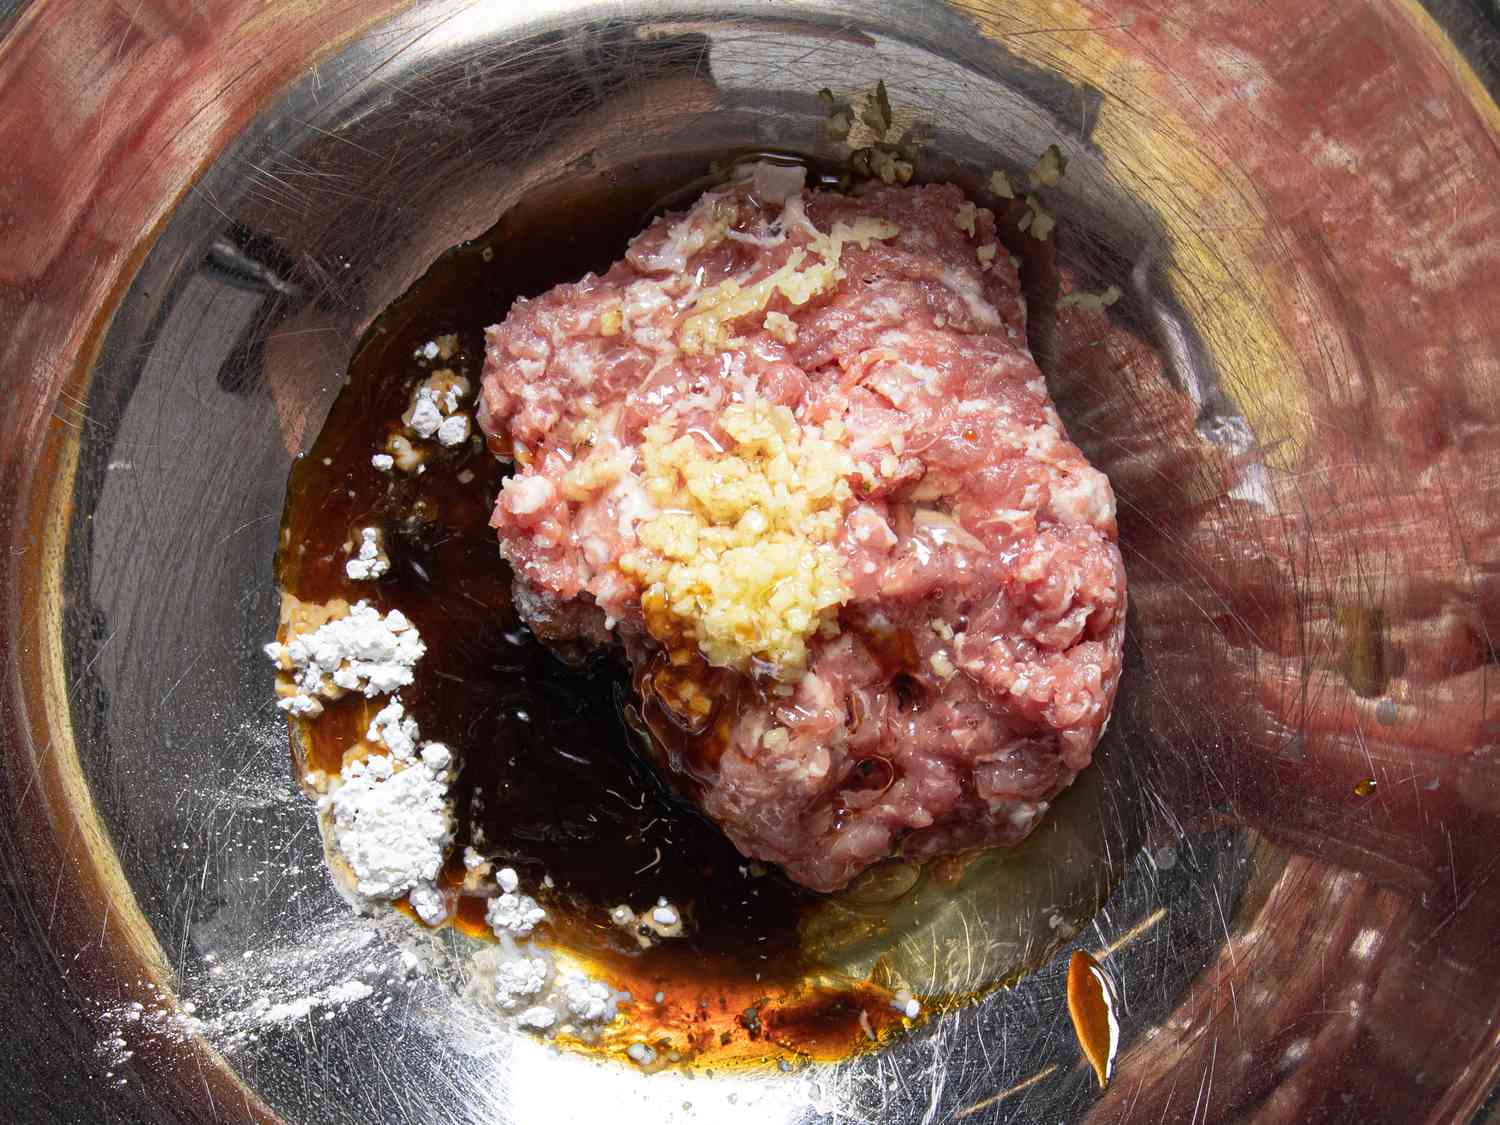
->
[1067, 950, 1119, 1089]
[1353, 777, 1377, 797]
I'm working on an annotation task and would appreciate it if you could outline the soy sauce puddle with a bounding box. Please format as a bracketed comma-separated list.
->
[273, 152, 1098, 1068]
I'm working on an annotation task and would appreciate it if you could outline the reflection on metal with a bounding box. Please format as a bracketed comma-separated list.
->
[954, 1064, 1060, 1119]
[1067, 950, 1119, 1089]
[1091, 905, 1168, 961]
[4, 0, 1500, 1121]
[1337, 606, 1393, 699]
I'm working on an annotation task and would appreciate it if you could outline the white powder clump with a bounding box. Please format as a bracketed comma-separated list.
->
[627, 1042, 657, 1066]
[407, 881, 447, 925]
[409, 391, 444, 439]
[483, 950, 626, 1037]
[371, 453, 395, 471]
[496, 866, 520, 893]
[328, 746, 452, 902]
[560, 972, 623, 1024]
[367, 698, 421, 761]
[486, 890, 545, 938]
[268, 601, 425, 715]
[517, 1006, 557, 1030]
[345, 528, 390, 582]
[325, 700, 453, 905]
[404, 371, 471, 444]
[495, 955, 552, 1010]
[436, 414, 470, 447]
[272, 684, 325, 718]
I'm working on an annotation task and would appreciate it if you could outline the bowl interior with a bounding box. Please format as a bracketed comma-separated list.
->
[7, 1, 1500, 1122]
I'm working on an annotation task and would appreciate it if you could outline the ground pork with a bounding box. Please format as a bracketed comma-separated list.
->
[478, 163, 1125, 892]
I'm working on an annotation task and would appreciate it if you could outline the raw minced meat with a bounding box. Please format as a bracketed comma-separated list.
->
[478, 163, 1126, 893]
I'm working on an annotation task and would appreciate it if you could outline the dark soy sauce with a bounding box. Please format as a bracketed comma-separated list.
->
[274, 155, 930, 1066]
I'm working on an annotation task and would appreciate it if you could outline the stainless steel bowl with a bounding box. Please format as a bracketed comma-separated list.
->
[6, 1, 1500, 1121]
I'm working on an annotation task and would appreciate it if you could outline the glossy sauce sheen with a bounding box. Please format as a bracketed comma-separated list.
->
[274, 162, 924, 1064]
[1066, 949, 1119, 1088]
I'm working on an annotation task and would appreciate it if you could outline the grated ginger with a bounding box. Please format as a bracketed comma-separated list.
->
[678, 216, 899, 355]
[620, 400, 856, 678]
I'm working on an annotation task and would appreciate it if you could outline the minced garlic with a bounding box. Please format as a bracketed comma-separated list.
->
[954, 201, 977, 237]
[1058, 284, 1123, 310]
[930, 651, 957, 681]
[559, 446, 631, 501]
[678, 217, 899, 355]
[762, 727, 790, 752]
[1022, 195, 1056, 241]
[620, 400, 856, 678]
[764, 311, 799, 345]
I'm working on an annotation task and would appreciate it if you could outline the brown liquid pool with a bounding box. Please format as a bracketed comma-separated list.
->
[272, 153, 1107, 1069]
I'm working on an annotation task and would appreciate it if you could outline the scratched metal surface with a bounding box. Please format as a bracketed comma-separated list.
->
[4, 1, 1500, 1122]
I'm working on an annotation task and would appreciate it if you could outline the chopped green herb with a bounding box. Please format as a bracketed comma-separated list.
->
[869, 147, 913, 184]
[862, 80, 893, 137]
[817, 87, 853, 139]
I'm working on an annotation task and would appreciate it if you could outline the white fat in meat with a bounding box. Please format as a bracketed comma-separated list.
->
[478, 169, 1125, 892]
